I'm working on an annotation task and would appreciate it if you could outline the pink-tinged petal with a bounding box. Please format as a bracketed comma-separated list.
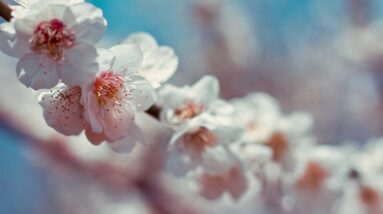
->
[83, 91, 103, 133]
[16, 54, 60, 90]
[57, 42, 98, 86]
[191, 75, 219, 105]
[227, 167, 248, 200]
[122, 33, 158, 53]
[165, 145, 195, 177]
[69, 3, 106, 43]
[108, 122, 148, 153]
[140, 46, 178, 88]
[100, 101, 135, 142]
[201, 146, 235, 174]
[38, 85, 84, 136]
[84, 124, 106, 145]
[199, 173, 226, 200]
[110, 44, 143, 76]
[124, 74, 156, 112]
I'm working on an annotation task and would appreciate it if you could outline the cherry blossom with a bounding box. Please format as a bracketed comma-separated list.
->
[0, 0, 106, 89]
[196, 155, 248, 200]
[82, 44, 155, 152]
[39, 44, 156, 153]
[122, 32, 179, 88]
[158, 75, 225, 127]
[165, 113, 242, 177]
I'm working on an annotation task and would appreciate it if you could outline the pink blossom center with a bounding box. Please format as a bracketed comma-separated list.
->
[266, 132, 289, 161]
[297, 162, 327, 191]
[174, 101, 204, 121]
[93, 71, 125, 106]
[30, 19, 75, 61]
[359, 186, 381, 208]
[183, 127, 216, 155]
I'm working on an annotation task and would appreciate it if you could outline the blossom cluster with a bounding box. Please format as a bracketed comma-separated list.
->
[0, 0, 178, 152]
[0, 0, 382, 213]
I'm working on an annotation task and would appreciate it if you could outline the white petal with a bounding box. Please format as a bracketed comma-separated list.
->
[157, 84, 189, 108]
[97, 48, 115, 72]
[165, 146, 194, 177]
[69, 3, 106, 43]
[201, 146, 236, 174]
[58, 42, 98, 86]
[16, 54, 59, 89]
[110, 44, 143, 76]
[83, 91, 103, 133]
[38, 85, 84, 135]
[0, 22, 21, 57]
[124, 74, 156, 112]
[101, 101, 135, 142]
[122, 32, 158, 53]
[191, 75, 219, 105]
[108, 122, 148, 153]
[140, 46, 178, 88]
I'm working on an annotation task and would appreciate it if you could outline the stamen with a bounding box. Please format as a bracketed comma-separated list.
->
[183, 127, 216, 155]
[30, 19, 75, 61]
[93, 71, 125, 106]
[174, 101, 204, 121]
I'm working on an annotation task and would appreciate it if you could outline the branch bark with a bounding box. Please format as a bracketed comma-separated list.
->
[0, 0, 11, 22]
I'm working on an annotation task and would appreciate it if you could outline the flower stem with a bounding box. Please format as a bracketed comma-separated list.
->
[0, 0, 11, 22]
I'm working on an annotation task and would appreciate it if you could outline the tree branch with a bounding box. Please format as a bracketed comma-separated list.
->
[0, 0, 11, 22]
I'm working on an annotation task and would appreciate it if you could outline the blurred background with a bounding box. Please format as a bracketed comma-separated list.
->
[1, 0, 383, 213]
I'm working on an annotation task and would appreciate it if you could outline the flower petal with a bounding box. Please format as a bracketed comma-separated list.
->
[69, 2, 106, 43]
[38, 85, 84, 135]
[108, 122, 148, 153]
[122, 32, 158, 53]
[16, 54, 59, 89]
[124, 74, 156, 112]
[140, 46, 178, 88]
[101, 100, 135, 142]
[191, 75, 219, 105]
[57, 42, 98, 86]
[165, 145, 195, 177]
[84, 124, 106, 145]
[83, 91, 103, 133]
[110, 44, 143, 76]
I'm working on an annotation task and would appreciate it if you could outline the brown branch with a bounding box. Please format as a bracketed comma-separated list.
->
[0, 0, 12, 22]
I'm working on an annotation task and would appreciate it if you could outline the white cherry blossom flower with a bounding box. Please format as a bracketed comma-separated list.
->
[82, 44, 156, 152]
[231, 93, 281, 144]
[39, 44, 155, 153]
[122, 32, 178, 88]
[195, 154, 248, 200]
[158, 75, 225, 127]
[0, 1, 106, 89]
[165, 114, 242, 177]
